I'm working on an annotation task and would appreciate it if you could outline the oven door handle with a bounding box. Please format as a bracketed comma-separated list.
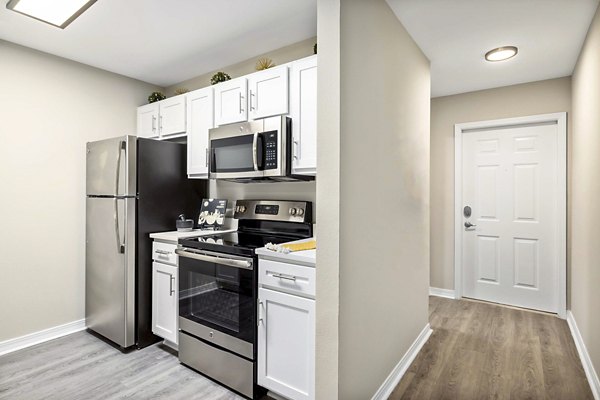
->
[175, 249, 253, 270]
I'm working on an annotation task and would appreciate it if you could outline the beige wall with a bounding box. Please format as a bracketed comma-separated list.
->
[337, 0, 431, 398]
[571, 3, 600, 385]
[0, 40, 158, 342]
[315, 0, 341, 397]
[165, 37, 316, 96]
[430, 77, 572, 290]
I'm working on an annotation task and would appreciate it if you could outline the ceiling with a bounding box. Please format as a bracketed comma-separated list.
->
[387, 0, 600, 97]
[0, 0, 317, 87]
[1, 0, 597, 96]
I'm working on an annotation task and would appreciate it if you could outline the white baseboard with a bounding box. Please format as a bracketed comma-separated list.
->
[429, 287, 456, 299]
[0, 319, 86, 357]
[567, 311, 600, 400]
[371, 323, 433, 400]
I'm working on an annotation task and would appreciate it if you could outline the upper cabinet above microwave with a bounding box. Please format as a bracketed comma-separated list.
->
[214, 77, 248, 126]
[214, 65, 289, 127]
[248, 65, 289, 121]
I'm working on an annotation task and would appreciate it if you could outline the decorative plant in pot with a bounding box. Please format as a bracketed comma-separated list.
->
[147, 91, 166, 103]
[255, 58, 275, 71]
[210, 72, 231, 85]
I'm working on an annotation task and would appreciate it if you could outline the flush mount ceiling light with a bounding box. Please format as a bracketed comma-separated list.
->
[6, 0, 97, 29]
[485, 46, 518, 62]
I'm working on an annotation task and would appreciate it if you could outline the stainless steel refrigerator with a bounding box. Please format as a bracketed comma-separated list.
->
[86, 135, 206, 348]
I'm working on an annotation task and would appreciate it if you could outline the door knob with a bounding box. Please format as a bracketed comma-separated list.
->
[464, 221, 477, 228]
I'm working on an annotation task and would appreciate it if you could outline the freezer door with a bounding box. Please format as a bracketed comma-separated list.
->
[86, 197, 136, 347]
[86, 136, 137, 196]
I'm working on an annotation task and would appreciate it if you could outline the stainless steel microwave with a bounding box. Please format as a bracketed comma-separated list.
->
[208, 116, 312, 182]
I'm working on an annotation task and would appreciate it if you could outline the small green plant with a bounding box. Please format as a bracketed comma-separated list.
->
[147, 91, 166, 103]
[211, 72, 231, 85]
[255, 58, 275, 71]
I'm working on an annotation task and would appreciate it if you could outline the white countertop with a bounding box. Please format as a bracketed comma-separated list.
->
[149, 228, 235, 243]
[255, 238, 316, 266]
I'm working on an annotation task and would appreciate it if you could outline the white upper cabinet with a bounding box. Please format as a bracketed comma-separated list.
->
[214, 77, 248, 126]
[186, 87, 214, 178]
[137, 103, 159, 138]
[248, 65, 289, 120]
[158, 95, 187, 137]
[290, 55, 317, 176]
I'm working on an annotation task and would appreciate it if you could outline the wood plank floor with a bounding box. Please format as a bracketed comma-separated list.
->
[0, 331, 247, 400]
[390, 296, 594, 400]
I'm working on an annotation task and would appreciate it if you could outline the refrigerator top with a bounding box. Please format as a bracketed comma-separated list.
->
[86, 136, 137, 197]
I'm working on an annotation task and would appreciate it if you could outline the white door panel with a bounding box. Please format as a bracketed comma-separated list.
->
[462, 123, 561, 313]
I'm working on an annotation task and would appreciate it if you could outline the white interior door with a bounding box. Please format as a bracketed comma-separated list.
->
[459, 114, 566, 314]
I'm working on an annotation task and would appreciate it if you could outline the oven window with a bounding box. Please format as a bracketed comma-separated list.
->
[211, 134, 255, 173]
[179, 257, 254, 342]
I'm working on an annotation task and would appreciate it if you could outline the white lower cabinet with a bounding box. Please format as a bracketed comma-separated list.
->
[258, 261, 315, 400]
[152, 241, 178, 345]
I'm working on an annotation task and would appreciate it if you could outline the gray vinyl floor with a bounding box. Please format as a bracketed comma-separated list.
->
[0, 331, 245, 400]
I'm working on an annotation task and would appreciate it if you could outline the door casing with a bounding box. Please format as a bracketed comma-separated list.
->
[454, 112, 567, 318]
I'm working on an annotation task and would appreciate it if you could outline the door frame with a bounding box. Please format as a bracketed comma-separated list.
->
[454, 112, 567, 318]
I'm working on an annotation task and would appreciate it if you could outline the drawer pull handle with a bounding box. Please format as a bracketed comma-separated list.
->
[155, 249, 171, 255]
[272, 273, 297, 282]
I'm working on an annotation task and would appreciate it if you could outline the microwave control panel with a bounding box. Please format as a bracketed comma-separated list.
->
[264, 131, 278, 170]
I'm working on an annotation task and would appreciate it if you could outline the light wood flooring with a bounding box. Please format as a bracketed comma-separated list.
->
[0, 331, 246, 400]
[0, 297, 593, 399]
[391, 296, 594, 400]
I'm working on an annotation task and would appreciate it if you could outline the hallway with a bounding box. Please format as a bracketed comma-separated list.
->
[391, 297, 593, 399]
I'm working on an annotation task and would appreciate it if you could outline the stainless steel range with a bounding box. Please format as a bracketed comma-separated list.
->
[176, 200, 313, 399]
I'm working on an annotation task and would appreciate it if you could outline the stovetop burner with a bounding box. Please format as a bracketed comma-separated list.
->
[180, 231, 304, 257]
[178, 200, 313, 257]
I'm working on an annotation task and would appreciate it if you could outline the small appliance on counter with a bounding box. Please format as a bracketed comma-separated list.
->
[176, 214, 194, 232]
[176, 200, 313, 399]
[85, 136, 207, 349]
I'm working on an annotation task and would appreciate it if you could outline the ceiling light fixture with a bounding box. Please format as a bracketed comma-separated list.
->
[485, 46, 518, 62]
[6, 0, 97, 29]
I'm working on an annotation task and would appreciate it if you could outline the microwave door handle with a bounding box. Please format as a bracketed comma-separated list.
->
[252, 131, 259, 171]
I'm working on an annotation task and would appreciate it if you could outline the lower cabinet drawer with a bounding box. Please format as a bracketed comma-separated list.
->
[152, 241, 178, 265]
[259, 259, 316, 297]
[179, 332, 254, 398]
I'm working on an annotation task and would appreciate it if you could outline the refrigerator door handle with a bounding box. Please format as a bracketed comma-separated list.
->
[114, 198, 125, 254]
[115, 140, 126, 196]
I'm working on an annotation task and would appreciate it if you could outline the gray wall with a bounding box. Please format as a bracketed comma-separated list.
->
[0, 40, 158, 342]
[571, 3, 600, 385]
[315, 0, 431, 398]
[430, 77, 572, 291]
[164, 37, 316, 96]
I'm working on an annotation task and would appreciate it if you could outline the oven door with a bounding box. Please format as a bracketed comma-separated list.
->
[176, 248, 255, 346]
[209, 132, 265, 179]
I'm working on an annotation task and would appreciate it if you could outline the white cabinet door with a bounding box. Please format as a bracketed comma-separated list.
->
[159, 95, 186, 137]
[137, 103, 159, 138]
[290, 56, 317, 176]
[152, 262, 178, 344]
[214, 77, 248, 126]
[258, 288, 315, 400]
[248, 65, 289, 120]
[186, 87, 214, 178]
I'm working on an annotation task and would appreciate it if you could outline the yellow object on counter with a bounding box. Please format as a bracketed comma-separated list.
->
[281, 239, 316, 252]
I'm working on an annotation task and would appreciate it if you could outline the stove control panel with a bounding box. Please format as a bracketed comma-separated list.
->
[234, 200, 312, 223]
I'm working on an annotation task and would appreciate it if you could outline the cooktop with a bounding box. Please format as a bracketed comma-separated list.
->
[179, 231, 300, 257]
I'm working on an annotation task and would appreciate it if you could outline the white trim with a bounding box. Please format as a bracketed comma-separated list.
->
[371, 323, 433, 400]
[454, 112, 567, 318]
[567, 311, 600, 400]
[429, 287, 456, 299]
[0, 319, 86, 357]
